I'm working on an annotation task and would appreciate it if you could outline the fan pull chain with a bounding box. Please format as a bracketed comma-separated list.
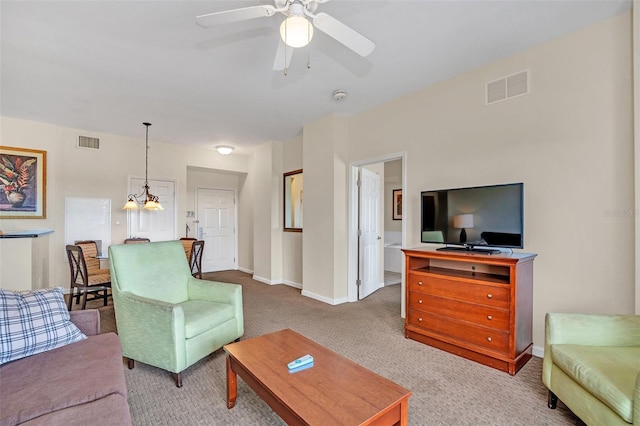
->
[283, 19, 289, 76]
[306, 21, 311, 69]
[284, 44, 288, 76]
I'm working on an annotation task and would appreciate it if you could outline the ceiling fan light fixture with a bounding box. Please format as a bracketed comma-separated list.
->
[216, 145, 235, 155]
[279, 15, 313, 48]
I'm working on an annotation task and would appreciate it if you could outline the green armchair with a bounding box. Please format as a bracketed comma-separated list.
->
[543, 313, 640, 425]
[109, 241, 244, 387]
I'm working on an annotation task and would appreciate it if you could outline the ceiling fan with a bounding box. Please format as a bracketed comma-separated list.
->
[196, 0, 375, 71]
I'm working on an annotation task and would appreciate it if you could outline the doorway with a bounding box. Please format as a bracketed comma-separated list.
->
[127, 178, 176, 241]
[348, 153, 406, 315]
[196, 188, 237, 272]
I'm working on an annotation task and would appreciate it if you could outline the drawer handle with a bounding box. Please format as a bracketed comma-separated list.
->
[487, 315, 493, 320]
[487, 294, 493, 299]
[418, 281, 423, 286]
[418, 317, 423, 322]
[486, 337, 492, 342]
[418, 299, 423, 304]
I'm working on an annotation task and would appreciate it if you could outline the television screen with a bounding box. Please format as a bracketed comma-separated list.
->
[421, 183, 524, 250]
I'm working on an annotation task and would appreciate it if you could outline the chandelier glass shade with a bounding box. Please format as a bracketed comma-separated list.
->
[123, 122, 164, 211]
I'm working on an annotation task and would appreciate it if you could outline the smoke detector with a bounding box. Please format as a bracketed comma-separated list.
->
[332, 90, 347, 102]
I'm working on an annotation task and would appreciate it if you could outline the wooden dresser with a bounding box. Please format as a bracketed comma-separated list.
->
[402, 247, 536, 375]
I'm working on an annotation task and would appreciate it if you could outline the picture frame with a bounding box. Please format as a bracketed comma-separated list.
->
[284, 169, 303, 232]
[392, 189, 402, 220]
[0, 146, 47, 219]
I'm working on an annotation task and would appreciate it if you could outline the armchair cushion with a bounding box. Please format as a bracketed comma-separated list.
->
[544, 313, 640, 425]
[182, 299, 235, 339]
[0, 287, 86, 365]
[552, 344, 640, 422]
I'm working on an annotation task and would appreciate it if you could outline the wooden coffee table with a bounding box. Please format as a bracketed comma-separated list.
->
[224, 329, 411, 425]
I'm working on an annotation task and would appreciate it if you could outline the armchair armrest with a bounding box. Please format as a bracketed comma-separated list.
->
[69, 309, 100, 336]
[187, 278, 242, 305]
[114, 291, 187, 372]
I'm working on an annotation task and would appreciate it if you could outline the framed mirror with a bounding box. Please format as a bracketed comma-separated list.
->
[284, 169, 303, 232]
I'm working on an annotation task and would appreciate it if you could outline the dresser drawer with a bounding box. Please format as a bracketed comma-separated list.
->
[408, 292, 509, 331]
[408, 309, 509, 354]
[408, 274, 509, 309]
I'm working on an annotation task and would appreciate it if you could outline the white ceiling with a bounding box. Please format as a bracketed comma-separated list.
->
[1, 0, 631, 154]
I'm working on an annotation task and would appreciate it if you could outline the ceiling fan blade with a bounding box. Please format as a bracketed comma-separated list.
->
[273, 40, 294, 71]
[312, 12, 375, 57]
[196, 5, 276, 28]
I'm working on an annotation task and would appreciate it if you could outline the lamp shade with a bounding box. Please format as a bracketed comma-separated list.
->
[453, 214, 474, 229]
[123, 198, 139, 210]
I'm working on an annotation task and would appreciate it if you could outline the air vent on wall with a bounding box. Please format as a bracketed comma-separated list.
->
[486, 70, 530, 105]
[78, 135, 100, 149]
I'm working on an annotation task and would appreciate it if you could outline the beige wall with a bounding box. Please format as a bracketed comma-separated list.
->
[251, 141, 283, 284]
[0, 116, 251, 286]
[345, 11, 635, 348]
[302, 114, 350, 303]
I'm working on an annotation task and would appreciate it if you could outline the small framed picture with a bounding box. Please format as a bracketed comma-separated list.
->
[0, 146, 47, 219]
[392, 189, 402, 220]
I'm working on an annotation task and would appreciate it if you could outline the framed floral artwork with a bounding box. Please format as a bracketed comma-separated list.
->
[0, 146, 47, 219]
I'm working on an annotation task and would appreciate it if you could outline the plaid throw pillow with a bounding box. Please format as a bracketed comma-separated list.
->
[0, 287, 86, 365]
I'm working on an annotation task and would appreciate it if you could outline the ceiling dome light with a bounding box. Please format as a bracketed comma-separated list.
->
[279, 4, 313, 48]
[216, 145, 235, 155]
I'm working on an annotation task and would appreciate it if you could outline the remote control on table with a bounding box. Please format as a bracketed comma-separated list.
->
[287, 354, 313, 370]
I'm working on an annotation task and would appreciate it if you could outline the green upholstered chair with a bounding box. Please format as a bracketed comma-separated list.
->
[109, 241, 244, 387]
[543, 313, 640, 425]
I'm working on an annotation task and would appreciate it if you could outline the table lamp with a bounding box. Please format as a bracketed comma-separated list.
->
[453, 214, 474, 243]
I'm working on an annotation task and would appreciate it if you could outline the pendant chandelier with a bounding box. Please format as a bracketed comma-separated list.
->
[122, 122, 163, 211]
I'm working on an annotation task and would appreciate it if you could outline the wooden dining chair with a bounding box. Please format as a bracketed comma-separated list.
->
[75, 240, 110, 278]
[124, 238, 151, 244]
[179, 238, 204, 278]
[179, 238, 197, 260]
[189, 241, 205, 279]
[66, 244, 111, 310]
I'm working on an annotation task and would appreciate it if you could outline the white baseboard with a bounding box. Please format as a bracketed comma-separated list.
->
[301, 289, 348, 305]
[282, 279, 302, 289]
[532, 345, 544, 358]
[238, 266, 253, 275]
[252, 275, 283, 285]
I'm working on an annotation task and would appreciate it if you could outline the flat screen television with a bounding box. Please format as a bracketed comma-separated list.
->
[421, 182, 524, 254]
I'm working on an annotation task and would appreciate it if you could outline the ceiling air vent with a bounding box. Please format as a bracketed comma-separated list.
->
[486, 69, 530, 105]
[78, 135, 100, 149]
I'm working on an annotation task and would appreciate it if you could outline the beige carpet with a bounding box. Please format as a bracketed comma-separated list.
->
[88, 270, 583, 425]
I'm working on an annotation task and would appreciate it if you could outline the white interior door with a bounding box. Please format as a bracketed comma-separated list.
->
[358, 168, 382, 299]
[197, 188, 236, 272]
[128, 178, 175, 241]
